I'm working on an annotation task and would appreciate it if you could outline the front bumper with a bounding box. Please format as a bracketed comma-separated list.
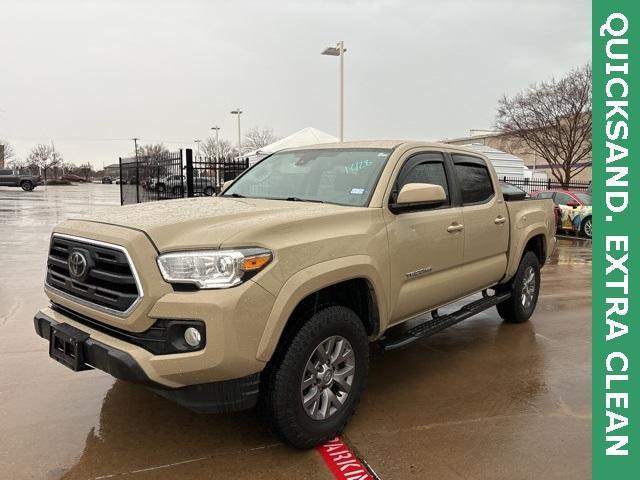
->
[34, 311, 260, 413]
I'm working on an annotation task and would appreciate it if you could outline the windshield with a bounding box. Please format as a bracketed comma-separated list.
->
[224, 148, 392, 206]
[575, 192, 592, 205]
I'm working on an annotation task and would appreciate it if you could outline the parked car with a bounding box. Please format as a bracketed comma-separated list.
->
[35, 141, 555, 448]
[531, 189, 592, 238]
[102, 176, 113, 184]
[148, 174, 183, 194]
[151, 174, 215, 196]
[61, 174, 86, 183]
[0, 168, 42, 191]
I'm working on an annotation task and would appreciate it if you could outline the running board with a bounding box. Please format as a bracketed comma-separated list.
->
[378, 291, 511, 351]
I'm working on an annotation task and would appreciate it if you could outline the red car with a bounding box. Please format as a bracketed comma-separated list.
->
[61, 174, 87, 183]
[531, 189, 592, 238]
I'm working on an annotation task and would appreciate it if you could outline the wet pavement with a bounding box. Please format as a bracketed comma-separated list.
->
[0, 184, 592, 479]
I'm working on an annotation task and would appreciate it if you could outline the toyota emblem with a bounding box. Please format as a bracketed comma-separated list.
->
[68, 251, 88, 280]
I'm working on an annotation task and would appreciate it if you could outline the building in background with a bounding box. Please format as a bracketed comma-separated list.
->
[104, 163, 120, 178]
[445, 130, 592, 182]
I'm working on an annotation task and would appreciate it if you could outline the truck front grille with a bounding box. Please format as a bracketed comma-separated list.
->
[46, 234, 142, 315]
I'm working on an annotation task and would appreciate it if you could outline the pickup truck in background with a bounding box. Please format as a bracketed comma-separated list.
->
[34, 141, 556, 448]
[0, 168, 42, 191]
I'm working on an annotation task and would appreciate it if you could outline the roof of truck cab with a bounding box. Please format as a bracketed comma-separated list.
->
[279, 140, 483, 153]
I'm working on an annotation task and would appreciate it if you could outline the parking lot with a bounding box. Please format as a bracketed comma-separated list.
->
[0, 184, 591, 479]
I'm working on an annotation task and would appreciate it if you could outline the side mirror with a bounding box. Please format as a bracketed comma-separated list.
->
[222, 180, 234, 191]
[390, 183, 447, 213]
[566, 200, 579, 208]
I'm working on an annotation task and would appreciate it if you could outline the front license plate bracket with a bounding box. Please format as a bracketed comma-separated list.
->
[49, 323, 93, 371]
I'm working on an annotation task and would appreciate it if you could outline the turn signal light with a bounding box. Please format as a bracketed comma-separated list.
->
[243, 254, 271, 271]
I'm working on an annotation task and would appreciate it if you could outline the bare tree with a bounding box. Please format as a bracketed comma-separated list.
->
[27, 144, 62, 181]
[137, 143, 170, 158]
[0, 139, 16, 166]
[200, 137, 238, 161]
[495, 64, 592, 186]
[243, 127, 278, 153]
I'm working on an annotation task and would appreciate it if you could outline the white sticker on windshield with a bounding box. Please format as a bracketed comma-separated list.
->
[350, 188, 365, 195]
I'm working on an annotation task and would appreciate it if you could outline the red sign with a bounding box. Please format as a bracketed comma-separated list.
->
[317, 437, 373, 480]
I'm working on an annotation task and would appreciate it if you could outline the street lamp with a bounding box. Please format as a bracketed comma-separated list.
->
[321, 41, 346, 141]
[210, 126, 221, 160]
[194, 139, 201, 159]
[230, 109, 242, 160]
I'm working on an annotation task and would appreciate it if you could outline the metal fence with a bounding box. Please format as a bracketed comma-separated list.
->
[499, 176, 591, 193]
[119, 149, 249, 205]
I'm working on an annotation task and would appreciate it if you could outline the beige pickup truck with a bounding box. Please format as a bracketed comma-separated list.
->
[34, 141, 555, 448]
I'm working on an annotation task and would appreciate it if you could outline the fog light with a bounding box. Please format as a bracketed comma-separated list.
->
[184, 327, 202, 347]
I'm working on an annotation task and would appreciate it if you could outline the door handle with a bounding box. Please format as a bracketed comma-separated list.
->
[447, 223, 464, 233]
[494, 216, 506, 225]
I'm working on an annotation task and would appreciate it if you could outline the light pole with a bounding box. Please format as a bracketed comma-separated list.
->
[321, 41, 346, 141]
[194, 139, 201, 160]
[210, 126, 221, 160]
[230, 109, 242, 160]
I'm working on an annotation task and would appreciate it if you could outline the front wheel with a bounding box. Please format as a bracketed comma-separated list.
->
[497, 251, 540, 323]
[580, 217, 592, 239]
[261, 306, 369, 449]
[20, 180, 34, 191]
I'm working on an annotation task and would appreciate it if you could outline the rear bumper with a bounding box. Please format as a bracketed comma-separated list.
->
[34, 311, 260, 413]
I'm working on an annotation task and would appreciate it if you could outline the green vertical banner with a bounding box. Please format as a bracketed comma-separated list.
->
[593, 0, 638, 478]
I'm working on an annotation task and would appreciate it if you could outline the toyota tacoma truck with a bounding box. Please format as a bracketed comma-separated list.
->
[0, 168, 42, 191]
[34, 141, 556, 448]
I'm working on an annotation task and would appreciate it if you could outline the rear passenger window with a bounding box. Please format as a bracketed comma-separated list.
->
[554, 193, 574, 205]
[391, 153, 449, 206]
[452, 155, 494, 204]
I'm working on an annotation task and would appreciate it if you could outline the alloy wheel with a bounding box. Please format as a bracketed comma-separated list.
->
[300, 336, 355, 421]
[521, 266, 536, 308]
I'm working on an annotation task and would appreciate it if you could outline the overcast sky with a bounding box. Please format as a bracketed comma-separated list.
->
[1, 0, 590, 169]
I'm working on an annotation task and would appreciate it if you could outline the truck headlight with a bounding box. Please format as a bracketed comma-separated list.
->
[157, 248, 272, 289]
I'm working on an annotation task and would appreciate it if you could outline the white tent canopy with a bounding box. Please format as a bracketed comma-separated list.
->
[244, 127, 338, 165]
[462, 143, 525, 179]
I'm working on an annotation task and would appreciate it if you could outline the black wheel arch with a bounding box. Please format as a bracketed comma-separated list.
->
[279, 278, 380, 352]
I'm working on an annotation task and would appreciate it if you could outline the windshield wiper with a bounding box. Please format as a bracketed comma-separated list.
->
[284, 197, 325, 203]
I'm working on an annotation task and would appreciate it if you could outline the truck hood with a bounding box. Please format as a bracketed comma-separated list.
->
[68, 196, 357, 252]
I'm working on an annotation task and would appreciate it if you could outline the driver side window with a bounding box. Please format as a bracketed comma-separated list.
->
[390, 153, 450, 206]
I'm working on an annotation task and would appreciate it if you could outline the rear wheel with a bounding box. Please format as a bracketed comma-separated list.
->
[497, 251, 540, 323]
[20, 180, 34, 191]
[261, 305, 369, 449]
[580, 217, 592, 239]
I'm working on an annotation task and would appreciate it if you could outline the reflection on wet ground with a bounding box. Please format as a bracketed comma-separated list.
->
[0, 185, 591, 479]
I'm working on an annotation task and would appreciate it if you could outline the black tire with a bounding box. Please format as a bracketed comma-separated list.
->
[204, 186, 214, 196]
[20, 180, 34, 191]
[580, 216, 592, 239]
[497, 251, 540, 323]
[260, 305, 369, 449]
